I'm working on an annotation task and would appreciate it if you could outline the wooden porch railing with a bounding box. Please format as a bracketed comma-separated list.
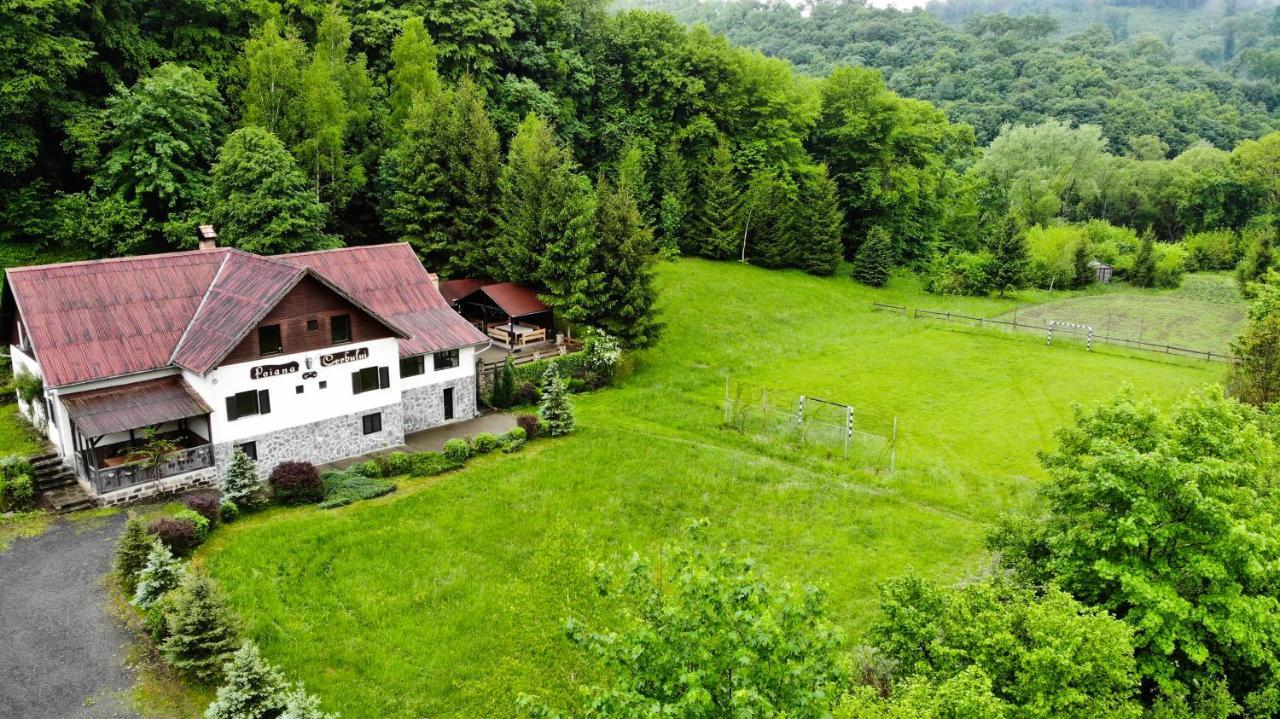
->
[89, 443, 214, 495]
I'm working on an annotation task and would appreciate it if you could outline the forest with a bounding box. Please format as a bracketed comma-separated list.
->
[9, 0, 1280, 338]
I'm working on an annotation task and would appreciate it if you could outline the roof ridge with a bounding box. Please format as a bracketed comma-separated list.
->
[276, 241, 413, 259]
[168, 251, 233, 366]
[6, 247, 230, 274]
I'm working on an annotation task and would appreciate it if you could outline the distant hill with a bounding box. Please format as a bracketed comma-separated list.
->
[618, 0, 1280, 151]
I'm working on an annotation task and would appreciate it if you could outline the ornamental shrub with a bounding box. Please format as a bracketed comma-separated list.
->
[161, 571, 240, 683]
[379, 451, 413, 476]
[184, 492, 221, 525]
[221, 447, 265, 509]
[515, 413, 540, 439]
[7, 474, 34, 511]
[505, 427, 527, 443]
[269, 461, 324, 505]
[490, 356, 517, 408]
[471, 433, 499, 454]
[280, 683, 338, 719]
[442, 439, 471, 463]
[148, 516, 201, 556]
[204, 641, 289, 719]
[132, 541, 185, 609]
[115, 516, 155, 595]
[538, 365, 575, 436]
[500, 427, 527, 453]
[173, 508, 211, 544]
[514, 381, 540, 406]
[410, 451, 461, 476]
[0, 455, 33, 481]
[144, 588, 182, 643]
[219, 501, 239, 523]
[354, 459, 382, 478]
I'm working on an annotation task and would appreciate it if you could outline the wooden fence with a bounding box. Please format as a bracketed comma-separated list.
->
[874, 303, 1234, 363]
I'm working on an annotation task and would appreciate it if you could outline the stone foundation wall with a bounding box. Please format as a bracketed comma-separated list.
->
[402, 376, 477, 434]
[213, 401, 405, 477]
[96, 466, 219, 507]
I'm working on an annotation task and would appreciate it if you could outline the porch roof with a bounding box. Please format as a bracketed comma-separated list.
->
[62, 376, 212, 438]
[459, 282, 550, 319]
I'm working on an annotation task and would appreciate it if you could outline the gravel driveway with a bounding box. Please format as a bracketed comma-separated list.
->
[0, 513, 140, 718]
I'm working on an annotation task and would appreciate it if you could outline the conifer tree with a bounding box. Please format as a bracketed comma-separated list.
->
[538, 365, 575, 436]
[1132, 230, 1157, 287]
[491, 356, 516, 408]
[161, 571, 241, 683]
[379, 96, 447, 263]
[740, 170, 798, 269]
[1072, 239, 1092, 289]
[591, 176, 663, 348]
[852, 227, 894, 287]
[796, 167, 843, 276]
[686, 141, 739, 259]
[387, 16, 441, 133]
[655, 144, 687, 256]
[988, 215, 1028, 296]
[221, 446, 266, 508]
[132, 540, 185, 609]
[280, 684, 338, 719]
[497, 113, 597, 322]
[209, 127, 333, 255]
[115, 515, 154, 595]
[204, 642, 289, 719]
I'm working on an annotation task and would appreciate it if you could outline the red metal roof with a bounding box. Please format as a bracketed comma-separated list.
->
[439, 278, 488, 304]
[6, 243, 485, 388]
[279, 244, 487, 357]
[61, 375, 212, 437]
[461, 282, 550, 319]
[6, 250, 229, 388]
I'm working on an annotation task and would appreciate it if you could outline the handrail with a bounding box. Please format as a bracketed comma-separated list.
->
[90, 443, 213, 494]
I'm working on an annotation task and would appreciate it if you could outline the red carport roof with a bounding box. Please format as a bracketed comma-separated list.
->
[460, 282, 550, 319]
[62, 375, 212, 437]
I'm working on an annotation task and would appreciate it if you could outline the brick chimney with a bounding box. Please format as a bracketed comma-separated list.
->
[196, 224, 218, 251]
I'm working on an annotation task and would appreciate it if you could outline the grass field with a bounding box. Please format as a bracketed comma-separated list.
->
[199, 260, 1226, 718]
[992, 273, 1246, 353]
[0, 404, 45, 457]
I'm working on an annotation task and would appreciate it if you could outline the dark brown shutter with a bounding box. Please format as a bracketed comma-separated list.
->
[258, 389, 271, 414]
[225, 396, 238, 421]
[379, 366, 390, 389]
[352, 370, 361, 393]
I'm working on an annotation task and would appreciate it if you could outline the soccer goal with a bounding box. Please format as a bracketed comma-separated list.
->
[1045, 320, 1093, 351]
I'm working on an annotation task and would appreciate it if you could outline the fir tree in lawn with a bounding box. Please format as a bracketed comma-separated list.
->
[852, 227, 893, 287]
[115, 515, 154, 595]
[221, 446, 265, 509]
[204, 642, 289, 719]
[537, 366, 575, 436]
[491, 356, 516, 408]
[590, 175, 663, 348]
[988, 215, 1028, 297]
[1131, 229, 1156, 288]
[132, 540, 186, 609]
[280, 684, 338, 719]
[161, 571, 241, 683]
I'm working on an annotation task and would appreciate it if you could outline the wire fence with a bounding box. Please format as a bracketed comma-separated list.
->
[721, 379, 898, 471]
[871, 303, 1234, 363]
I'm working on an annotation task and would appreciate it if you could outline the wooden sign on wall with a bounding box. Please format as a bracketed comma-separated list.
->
[250, 361, 299, 380]
[320, 346, 369, 367]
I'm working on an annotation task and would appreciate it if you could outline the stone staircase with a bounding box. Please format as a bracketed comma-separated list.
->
[29, 452, 95, 513]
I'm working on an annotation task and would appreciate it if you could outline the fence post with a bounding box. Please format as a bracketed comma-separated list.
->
[844, 406, 853, 458]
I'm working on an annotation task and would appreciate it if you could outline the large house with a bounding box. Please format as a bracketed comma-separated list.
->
[0, 237, 488, 506]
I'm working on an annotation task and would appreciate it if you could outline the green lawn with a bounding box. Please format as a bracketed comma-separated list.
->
[991, 273, 1246, 353]
[200, 259, 1223, 718]
[0, 403, 45, 456]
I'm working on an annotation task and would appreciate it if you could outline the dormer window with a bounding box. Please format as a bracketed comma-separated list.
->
[259, 324, 282, 356]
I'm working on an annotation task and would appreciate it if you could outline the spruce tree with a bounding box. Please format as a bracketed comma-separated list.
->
[115, 515, 154, 595]
[132, 541, 186, 609]
[497, 113, 598, 322]
[1132, 230, 1157, 288]
[443, 78, 502, 276]
[852, 227, 894, 287]
[988, 216, 1028, 296]
[204, 642, 289, 719]
[280, 684, 338, 719]
[161, 572, 241, 683]
[491, 356, 516, 408]
[209, 127, 333, 255]
[590, 176, 663, 348]
[1072, 239, 1092, 289]
[538, 365, 575, 437]
[687, 141, 739, 259]
[379, 96, 448, 264]
[796, 167, 844, 276]
[741, 170, 799, 269]
[221, 446, 265, 509]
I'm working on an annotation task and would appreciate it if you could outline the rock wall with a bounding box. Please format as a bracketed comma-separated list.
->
[96, 466, 219, 507]
[402, 376, 477, 434]
[212, 401, 405, 477]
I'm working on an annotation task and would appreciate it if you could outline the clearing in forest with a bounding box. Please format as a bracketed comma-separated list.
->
[200, 259, 1223, 719]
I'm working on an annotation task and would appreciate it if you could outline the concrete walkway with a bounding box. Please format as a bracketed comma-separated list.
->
[403, 412, 516, 453]
[0, 513, 139, 718]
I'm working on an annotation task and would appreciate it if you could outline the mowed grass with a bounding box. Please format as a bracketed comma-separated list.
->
[200, 259, 1223, 718]
[992, 273, 1246, 353]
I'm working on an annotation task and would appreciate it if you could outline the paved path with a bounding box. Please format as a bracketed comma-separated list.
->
[0, 513, 139, 718]
[403, 412, 516, 452]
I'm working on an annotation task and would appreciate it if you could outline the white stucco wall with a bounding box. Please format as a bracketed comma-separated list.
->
[400, 345, 476, 391]
[183, 336, 404, 446]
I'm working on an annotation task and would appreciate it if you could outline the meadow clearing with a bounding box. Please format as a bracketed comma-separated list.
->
[197, 259, 1230, 718]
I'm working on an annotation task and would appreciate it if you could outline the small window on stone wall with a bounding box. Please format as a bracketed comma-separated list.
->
[362, 412, 382, 435]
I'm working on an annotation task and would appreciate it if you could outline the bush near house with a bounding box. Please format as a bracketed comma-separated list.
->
[471, 433, 499, 454]
[377, 451, 413, 477]
[184, 492, 221, 524]
[269, 461, 324, 505]
[319, 470, 395, 509]
[148, 516, 202, 556]
[410, 451, 462, 477]
[515, 413, 540, 439]
[442, 439, 471, 463]
[0, 455, 35, 513]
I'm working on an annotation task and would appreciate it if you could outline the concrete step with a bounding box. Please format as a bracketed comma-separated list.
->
[35, 472, 76, 491]
[29, 452, 59, 464]
[42, 483, 95, 513]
